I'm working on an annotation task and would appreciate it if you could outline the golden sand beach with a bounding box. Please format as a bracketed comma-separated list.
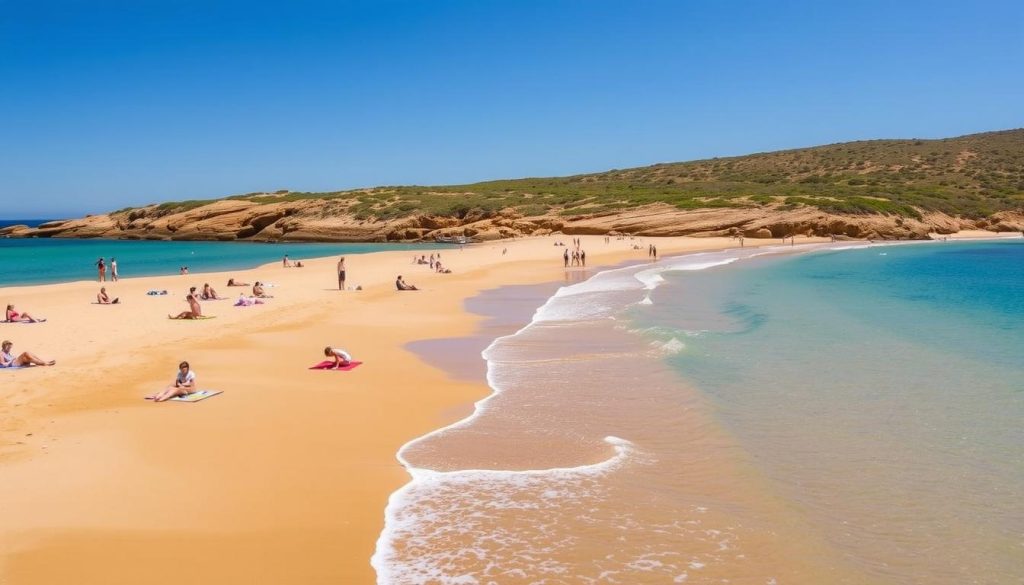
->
[2, 231, 1001, 584]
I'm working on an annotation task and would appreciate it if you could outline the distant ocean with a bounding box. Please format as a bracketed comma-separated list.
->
[376, 238, 1024, 585]
[0, 222, 450, 287]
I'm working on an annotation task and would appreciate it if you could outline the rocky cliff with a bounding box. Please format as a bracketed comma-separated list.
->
[4, 198, 1022, 243]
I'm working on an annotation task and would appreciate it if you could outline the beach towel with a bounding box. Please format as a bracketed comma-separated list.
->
[309, 360, 363, 371]
[0, 365, 25, 370]
[171, 390, 222, 402]
[167, 315, 216, 320]
[147, 290, 169, 295]
[1, 319, 47, 323]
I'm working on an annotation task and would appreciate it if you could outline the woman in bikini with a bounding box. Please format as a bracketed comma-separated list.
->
[5, 304, 42, 323]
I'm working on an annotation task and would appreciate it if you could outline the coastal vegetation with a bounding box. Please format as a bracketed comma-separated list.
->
[149, 128, 1024, 221]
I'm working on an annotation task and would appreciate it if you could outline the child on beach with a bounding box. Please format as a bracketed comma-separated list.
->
[147, 361, 196, 401]
[324, 346, 353, 368]
[1, 340, 55, 367]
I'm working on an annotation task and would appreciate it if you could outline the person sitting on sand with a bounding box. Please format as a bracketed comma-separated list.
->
[295, 261, 304, 268]
[147, 361, 196, 402]
[435, 261, 451, 274]
[5, 304, 42, 323]
[252, 282, 272, 298]
[324, 346, 353, 368]
[395, 275, 418, 291]
[96, 287, 119, 304]
[226, 278, 250, 287]
[168, 294, 203, 320]
[201, 283, 220, 300]
[1, 340, 55, 367]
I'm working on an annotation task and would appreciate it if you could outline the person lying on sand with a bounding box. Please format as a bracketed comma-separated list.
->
[395, 275, 419, 291]
[226, 278, 250, 287]
[168, 294, 203, 319]
[324, 346, 353, 368]
[234, 294, 264, 306]
[1, 340, 55, 367]
[147, 361, 196, 401]
[252, 282, 273, 298]
[5, 304, 43, 323]
[96, 287, 119, 304]
[201, 283, 221, 300]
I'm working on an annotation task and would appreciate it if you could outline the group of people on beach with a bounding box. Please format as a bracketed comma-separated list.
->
[563, 247, 586, 267]
[95, 257, 119, 282]
[412, 253, 451, 274]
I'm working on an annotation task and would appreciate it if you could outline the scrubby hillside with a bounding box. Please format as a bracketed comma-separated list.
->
[6, 129, 1023, 242]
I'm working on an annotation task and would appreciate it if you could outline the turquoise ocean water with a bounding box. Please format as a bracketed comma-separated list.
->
[0, 236, 450, 287]
[631, 239, 1024, 582]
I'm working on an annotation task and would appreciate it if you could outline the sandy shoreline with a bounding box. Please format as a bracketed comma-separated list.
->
[0, 231, 1012, 584]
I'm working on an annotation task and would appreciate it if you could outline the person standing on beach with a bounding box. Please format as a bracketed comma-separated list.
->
[337, 256, 346, 290]
[652, 245, 657, 260]
[563, 248, 569, 267]
[283, 255, 291, 267]
[110, 257, 119, 281]
[96, 257, 106, 282]
[581, 249, 586, 267]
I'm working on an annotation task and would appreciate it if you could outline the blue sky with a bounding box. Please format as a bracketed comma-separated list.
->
[1, 0, 1021, 218]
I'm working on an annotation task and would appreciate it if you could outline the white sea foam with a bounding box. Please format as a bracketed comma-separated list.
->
[654, 337, 686, 355]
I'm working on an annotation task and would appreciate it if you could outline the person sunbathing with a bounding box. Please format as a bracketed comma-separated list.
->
[5, 304, 42, 323]
[324, 346, 353, 368]
[252, 282, 272, 298]
[147, 361, 196, 402]
[96, 287, 119, 304]
[234, 294, 264, 306]
[0, 340, 55, 367]
[201, 283, 221, 300]
[227, 278, 250, 287]
[168, 294, 203, 319]
[435, 262, 452, 274]
[395, 275, 419, 291]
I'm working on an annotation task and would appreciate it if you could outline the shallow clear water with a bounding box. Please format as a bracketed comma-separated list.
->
[0, 238, 450, 286]
[640, 240, 1024, 583]
[376, 239, 1024, 585]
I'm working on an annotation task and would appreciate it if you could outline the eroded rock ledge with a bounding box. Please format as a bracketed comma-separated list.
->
[4, 199, 1023, 242]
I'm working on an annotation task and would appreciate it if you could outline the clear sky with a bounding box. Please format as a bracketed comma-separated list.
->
[1, 0, 1021, 218]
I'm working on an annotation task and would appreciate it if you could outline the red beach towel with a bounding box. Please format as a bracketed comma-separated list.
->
[309, 360, 363, 371]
